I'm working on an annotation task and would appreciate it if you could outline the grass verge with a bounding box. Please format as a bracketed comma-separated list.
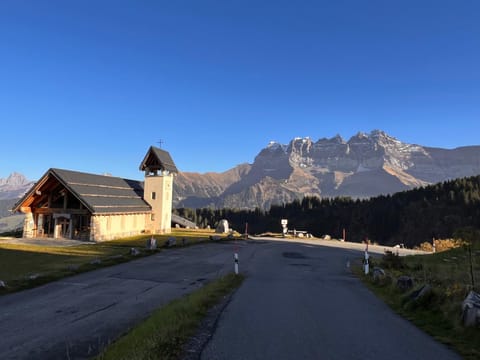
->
[0, 229, 241, 294]
[97, 273, 244, 360]
[354, 247, 480, 359]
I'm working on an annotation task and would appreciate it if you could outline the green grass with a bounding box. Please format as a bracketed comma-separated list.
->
[0, 229, 238, 293]
[97, 273, 244, 360]
[355, 246, 480, 359]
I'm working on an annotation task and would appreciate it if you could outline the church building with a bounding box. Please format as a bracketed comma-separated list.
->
[12, 146, 178, 242]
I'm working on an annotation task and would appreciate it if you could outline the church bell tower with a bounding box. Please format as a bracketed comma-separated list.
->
[139, 146, 178, 234]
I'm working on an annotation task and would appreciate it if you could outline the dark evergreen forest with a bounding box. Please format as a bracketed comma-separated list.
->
[174, 175, 480, 247]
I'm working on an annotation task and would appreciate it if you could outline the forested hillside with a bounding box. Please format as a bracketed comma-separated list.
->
[175, 175, 480, 247]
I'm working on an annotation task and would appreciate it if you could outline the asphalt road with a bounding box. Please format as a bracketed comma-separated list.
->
[0, 241, 244, 360]
[0, 238, 460, 360]
[201, 239, 461, 360]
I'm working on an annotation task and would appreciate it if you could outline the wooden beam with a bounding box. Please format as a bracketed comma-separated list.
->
[34, 208, 89, 215]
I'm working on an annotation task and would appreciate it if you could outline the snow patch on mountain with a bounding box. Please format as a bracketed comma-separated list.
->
[267, 141, 287, 152]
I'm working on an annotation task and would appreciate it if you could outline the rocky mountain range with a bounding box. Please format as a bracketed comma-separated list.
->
[173, 130, 480, 209]
[2, 130, 480, 213]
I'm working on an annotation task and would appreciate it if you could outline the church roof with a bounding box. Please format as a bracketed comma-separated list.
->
[13, 168, 151, 215]
[139, 146, 178, 174]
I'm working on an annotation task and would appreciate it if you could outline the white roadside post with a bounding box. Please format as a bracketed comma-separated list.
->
[234, 253, 239, 275]
[281, 219, 288, 238]
[364, 242, 370, 275]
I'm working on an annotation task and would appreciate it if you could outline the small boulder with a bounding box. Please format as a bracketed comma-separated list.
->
[166, 237, 177, 247]
[90, 258, 102, 265]
[396, 276, 414, 291]
[410, 284, 432, 301]
[372, 267, 386, 281]
[215, 219, 229, 234]
[462, 290, 480, 327]
[130, 247, 140, 256]
[0, 280, 6, 289]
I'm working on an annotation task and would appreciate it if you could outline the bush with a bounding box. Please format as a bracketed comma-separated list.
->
[416, 238, 464, 253]
[381, 251, 406, 269]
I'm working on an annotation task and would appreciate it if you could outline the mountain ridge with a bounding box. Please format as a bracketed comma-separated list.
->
[174, 130, 480, 209]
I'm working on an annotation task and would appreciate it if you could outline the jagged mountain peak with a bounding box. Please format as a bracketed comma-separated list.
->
[266, 141, 287, 153]
[288, 136, 313, 149]
[316, 134, 346, 145]
[0, 172, 34, 201]
[262, 130, 402, 152]
[346, 129, 399, 144]
[257, 130, 424, 175]
[351, 131, 369, 139]
[0, 172, 30, 186]
[370, 129, 389, 137]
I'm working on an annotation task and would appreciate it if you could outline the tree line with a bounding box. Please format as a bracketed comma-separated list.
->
[174, 175, 480, 247]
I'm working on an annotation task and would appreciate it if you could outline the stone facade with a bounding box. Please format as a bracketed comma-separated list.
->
[89, 213, 149, 242]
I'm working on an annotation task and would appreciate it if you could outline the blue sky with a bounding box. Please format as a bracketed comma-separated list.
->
[1, 1, 479, 181]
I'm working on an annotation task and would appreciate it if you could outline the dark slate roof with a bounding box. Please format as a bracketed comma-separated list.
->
[51, 168, 151, 214]
[13, 168, 151, 215]
[139, 146, 178, 173]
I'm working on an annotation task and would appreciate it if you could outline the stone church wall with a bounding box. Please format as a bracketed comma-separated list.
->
[89, 213, 149, 242]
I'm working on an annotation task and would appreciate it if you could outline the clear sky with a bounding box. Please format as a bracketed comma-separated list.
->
[1, 1, 479, 181]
